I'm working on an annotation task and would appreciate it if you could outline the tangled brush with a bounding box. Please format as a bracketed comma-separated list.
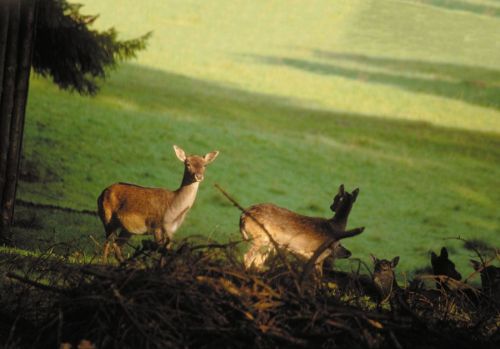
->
[0, 238, 498, 349]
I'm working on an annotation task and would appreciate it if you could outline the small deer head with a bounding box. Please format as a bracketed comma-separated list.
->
[330, 184, 359, 212]
[371, 255, 400, 302]
[470, 260, 500, 298]
[431, 247, 462, 281]
[174, 145, 219, 184]
[332, 242, 352, 259]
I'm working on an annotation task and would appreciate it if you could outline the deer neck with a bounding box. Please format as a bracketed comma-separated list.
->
[173, 175, 200, 209]
[164, 174, 200, 221]
[329, 204, 352, 230]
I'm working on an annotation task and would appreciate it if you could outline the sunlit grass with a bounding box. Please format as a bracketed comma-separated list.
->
[11, 0, 500, 277]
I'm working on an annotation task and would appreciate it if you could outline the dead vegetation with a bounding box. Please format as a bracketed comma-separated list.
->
[0, 239, 498, 349]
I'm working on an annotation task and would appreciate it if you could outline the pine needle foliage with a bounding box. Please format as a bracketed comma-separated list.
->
[32, 0, 151, 95]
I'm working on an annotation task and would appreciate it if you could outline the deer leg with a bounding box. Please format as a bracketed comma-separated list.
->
[102, 240, 112, 264]
[255, 246, 274, 270]
[153, 228, 172, 250]
[165, 229, 174, 250]
[113, 230, 131, 263]
[244, 239, 271, 270]
[243, 243, 261, 269]
[153, 228, 164, 247]
[103, 229, 118, 263]
[153, 228, 171, 268]
[314, 250, 332, 278]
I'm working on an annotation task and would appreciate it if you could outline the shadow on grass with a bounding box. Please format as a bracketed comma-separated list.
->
[101, 64, 500, 161]
[245, 53, 500, 111]
[409, 0, 500, 18]
[11, 203, 102, 254]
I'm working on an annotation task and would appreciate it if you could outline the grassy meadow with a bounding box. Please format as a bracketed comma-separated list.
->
[11, 0, 500, 277]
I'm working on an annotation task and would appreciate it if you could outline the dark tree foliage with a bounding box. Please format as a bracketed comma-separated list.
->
[33, 0, 151, 95]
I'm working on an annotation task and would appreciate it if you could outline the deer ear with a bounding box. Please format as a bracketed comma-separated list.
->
[339, 184, 345, 195]
[173, 145, 186, 162]
[392, 256, 400, 268]
[440, 247, 448, 259]
[431, 251, 437, 262]
[370, 254, 378, 265]
[352, 188, 359, 201]
[204, 150, 219, 164]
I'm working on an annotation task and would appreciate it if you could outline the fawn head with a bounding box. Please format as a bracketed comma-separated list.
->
[372, 255, 400, 274]
[470, 259, 500, 293]
[174, 145, 219, 183]
[371, 255, 400, 301]
[431, 247, 462, 280]
[330, 184, 359, 212]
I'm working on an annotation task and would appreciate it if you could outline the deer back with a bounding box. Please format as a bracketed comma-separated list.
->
[242, 204, 342, 254]
[98, 183, 179, 234]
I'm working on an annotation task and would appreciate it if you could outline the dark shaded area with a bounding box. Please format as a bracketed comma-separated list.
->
[463, 238, 497, 255]
[12, 211, 44, 230]
[411, 0, 500, 18]
[18, 155, 61, 183]
[312, 50, 500, 84]
[0, 0, 37, 239]
[246, 53, 500, 110]
[15, 199, 96, 216]
[0, 240, 498, 349]
[33, 0, 151, 95]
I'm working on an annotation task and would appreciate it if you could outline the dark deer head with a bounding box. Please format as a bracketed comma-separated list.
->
[471, 260, 500, 300]
[431, 247, 462, 288]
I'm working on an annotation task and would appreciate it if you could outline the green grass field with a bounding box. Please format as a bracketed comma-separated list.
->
[11, 0, 500, 277]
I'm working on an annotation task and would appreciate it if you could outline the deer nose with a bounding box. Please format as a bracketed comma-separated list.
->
[195, 174, 204, 182]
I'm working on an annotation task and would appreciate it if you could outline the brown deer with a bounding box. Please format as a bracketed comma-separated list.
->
[240, 184, 364, 274]
[431, 247, 462, 289]
[371, 255, 400, 303]
[98, 145, 219, 262]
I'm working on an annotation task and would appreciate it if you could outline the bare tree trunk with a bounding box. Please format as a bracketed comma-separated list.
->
[0, 0, 38, 238]
[0, 5, 13, 220]
[0, 3, 10, 94]
[0, 1, 20, 238]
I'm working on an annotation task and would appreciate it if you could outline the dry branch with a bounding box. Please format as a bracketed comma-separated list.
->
[0, 239, 498, 349]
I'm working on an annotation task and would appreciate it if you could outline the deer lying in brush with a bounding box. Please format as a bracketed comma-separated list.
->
[431, 247, 462, 289]
[371, 255, 400, 303]
[240, 184, 364, 274]
[470, 259, 500, 302]
[98, 145, 219, 262]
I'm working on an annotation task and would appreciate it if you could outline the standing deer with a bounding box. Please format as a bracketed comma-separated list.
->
[240, 184, 364, 274]
[98, 145, 219, 262]
[431, 247, 462, 290]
